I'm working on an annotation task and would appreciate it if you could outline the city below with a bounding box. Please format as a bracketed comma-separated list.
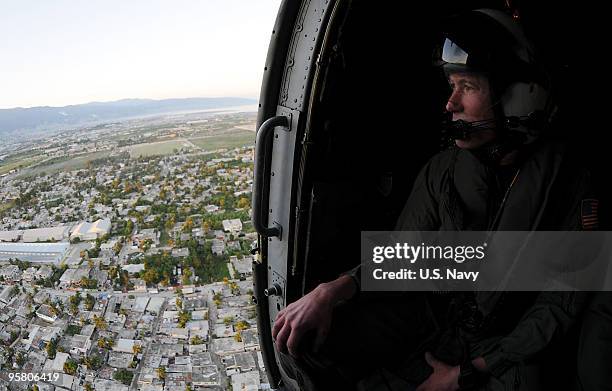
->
[0, 108, 267, 391]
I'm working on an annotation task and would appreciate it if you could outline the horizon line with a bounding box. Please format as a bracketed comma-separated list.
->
[0, 96, 259, 111]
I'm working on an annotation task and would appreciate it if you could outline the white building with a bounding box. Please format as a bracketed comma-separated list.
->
[0, 264, 21, 281]
[230, 256, 253, 279]
[70, 219, 111, 241]
[0, 242, 69, 265]
[22, 226, 71, 242]
[222, 219, 243, 233]
[36, 304, 58, 323]
[231, 371, 260, 391]
[112, 338, 138, 354]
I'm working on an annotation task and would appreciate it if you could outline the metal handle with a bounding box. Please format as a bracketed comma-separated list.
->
[252, 115, 290, 238]
[264, 284, 282, 297]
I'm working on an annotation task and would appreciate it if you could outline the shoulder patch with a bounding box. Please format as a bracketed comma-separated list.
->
[581, 198, 599, 230]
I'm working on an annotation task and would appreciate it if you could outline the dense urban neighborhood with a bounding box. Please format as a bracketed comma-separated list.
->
[0, 110, 268, 390]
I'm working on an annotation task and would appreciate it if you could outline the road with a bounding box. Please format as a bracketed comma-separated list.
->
[130, 299, 166, 390]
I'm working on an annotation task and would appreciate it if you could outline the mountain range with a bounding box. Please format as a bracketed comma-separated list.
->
[0, 97, 258, 141]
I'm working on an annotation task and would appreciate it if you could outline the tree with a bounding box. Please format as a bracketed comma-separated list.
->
[80, 276, 98, 289]
[46, 338, 58, 359]
[157, 366, 166, 380]
[182, 217, 194, 233]
[109, 266, 118, 280]
[97, 337, 114, 349]
[237, 197, 250, 209]
[119, 270, 130, 291]
[84, 354, 102, 370]
[182, 267, 192, 285]
[124, 219, 134, 237]
[69, 292, 82, 315]
[113, 240, 124, 255]
[213, 292, 222, 307]
[114, 369, 134, 385]
[15, 352, 26, 367]
[202, 220, 211, 233]
[143, 268, 159, 285]
[132, 344, 142, 354]
[190, 335, 204, 345]
[64, 359, 78, 375]
[93, 315, 107, 330]
[178, 311, 191, 328]
[165, 214, 176, 231]
[66, 324, 82, 336]
[85, 293, 95, 311]
[235, 320, 250, 332]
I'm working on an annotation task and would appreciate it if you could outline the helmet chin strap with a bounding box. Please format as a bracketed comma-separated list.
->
[441, 113, 527, 165]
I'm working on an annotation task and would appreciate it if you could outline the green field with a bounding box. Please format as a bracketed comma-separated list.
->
[0, 201, 15, 214]
[189, 130, 255, 151]
[129, 139, 193, 158]
[21, 151, 112, 177]
[0, 155, 46, 175]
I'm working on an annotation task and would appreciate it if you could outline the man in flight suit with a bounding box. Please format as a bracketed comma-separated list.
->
[273, 9, 593, 391]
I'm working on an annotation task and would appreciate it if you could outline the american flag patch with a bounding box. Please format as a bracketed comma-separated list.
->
[581, 199, 599, 230]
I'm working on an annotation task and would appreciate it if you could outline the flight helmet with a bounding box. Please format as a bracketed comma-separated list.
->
[435, 8, 553, 144]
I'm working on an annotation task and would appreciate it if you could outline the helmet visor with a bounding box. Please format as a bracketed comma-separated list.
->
[441, 38, 469, 65]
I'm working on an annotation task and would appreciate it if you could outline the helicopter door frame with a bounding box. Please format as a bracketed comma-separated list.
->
[252, 0, 339, 387]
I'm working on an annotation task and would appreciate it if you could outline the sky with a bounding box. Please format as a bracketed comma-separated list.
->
[0, 0, 282, 109]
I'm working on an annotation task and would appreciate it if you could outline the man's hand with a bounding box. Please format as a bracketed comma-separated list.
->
[271, 275, 356, 357]
[416, 352, 460, 391]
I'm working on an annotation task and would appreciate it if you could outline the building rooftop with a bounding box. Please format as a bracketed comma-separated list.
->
[0, 242, 69, 264]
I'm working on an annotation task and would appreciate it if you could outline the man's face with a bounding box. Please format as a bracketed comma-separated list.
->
[446, 72, 497, 149]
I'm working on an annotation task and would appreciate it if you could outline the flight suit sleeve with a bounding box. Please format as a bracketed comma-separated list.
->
[341, 152, 449, 292]
[340, 156, 444, 291]
[394, 155, 443, 231]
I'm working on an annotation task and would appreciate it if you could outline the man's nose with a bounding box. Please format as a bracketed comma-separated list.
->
[445, 90, 462, 112]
